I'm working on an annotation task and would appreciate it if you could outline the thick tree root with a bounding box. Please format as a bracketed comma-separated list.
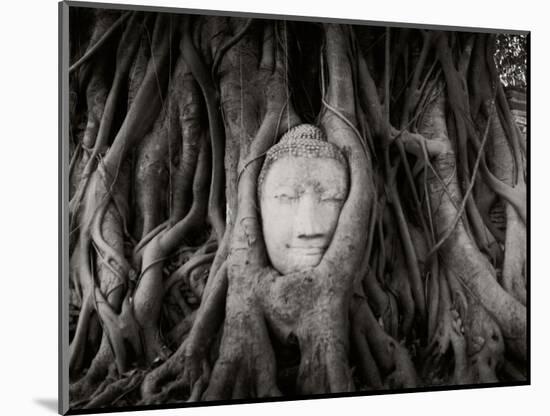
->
[70, 338, 115, 406]
[419, 85, 526, 360]
[83, 369, 145, 409]
[502, 204, 526, 304]
[351, 294, 418, 389]
[141, 337, 197, 400]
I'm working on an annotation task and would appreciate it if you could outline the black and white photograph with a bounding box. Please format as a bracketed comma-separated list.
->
[58, 1, 529, 414]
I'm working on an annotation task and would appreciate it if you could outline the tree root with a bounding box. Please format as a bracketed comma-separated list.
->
[419, 83, 526, 361]
[182, 262, 228, 388]
[141, 335, 205, 401]
[296, 321, 354, 394]
[351, 294, 418, 389]
[502, 203, 526, 304]
[202, 296, 281, 400]
[166, 311, 196, 348]
[70, 13, 145, 221]
[386, 240, 416, 340]
[83, 369, 145, 409]
[93, 288, 144, 373]
[181, 16, 226, 243]
[69, 294, 95, 378]
[90, 195, 134, 281]
[70, 338, 115, 406]
[69, 11, 132, 74]
[133, 45, 201, 241]
[423, 267, 470, 385]
[164, 252, 215, 295]
[463, 299, 504, 384]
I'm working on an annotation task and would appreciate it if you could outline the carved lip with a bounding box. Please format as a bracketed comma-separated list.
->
[288, 246, 326, 255]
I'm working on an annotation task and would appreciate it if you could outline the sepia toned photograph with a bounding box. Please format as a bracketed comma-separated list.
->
[59, 1, 529, 413]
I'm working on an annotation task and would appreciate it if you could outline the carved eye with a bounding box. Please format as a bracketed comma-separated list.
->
[276, 194, 298, 202]
[320, 195, 344, 203]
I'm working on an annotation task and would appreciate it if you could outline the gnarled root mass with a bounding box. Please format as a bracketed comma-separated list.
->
[67, 10, 527, 410]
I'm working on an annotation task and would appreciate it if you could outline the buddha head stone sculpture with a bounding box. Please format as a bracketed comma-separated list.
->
[258, 124, 349, 275]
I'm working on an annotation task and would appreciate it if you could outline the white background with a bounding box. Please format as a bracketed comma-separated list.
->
[0, 0, 546, 414]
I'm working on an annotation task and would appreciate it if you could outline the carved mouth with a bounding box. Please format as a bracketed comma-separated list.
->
[288, 247, 326, 255]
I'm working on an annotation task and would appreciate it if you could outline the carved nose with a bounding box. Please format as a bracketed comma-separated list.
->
[295, 193, 324, 239]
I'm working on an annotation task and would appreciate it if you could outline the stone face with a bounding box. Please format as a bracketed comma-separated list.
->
[259, 156, 348, 274]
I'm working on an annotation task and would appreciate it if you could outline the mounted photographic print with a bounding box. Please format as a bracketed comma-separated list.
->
[59, 1, 530, 414]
